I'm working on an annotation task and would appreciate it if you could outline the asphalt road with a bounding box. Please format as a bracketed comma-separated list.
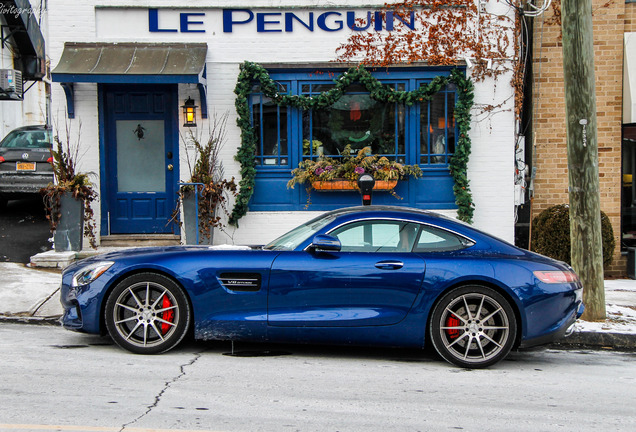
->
[1, 323, 635, 432]
[0, 197, 51, 263]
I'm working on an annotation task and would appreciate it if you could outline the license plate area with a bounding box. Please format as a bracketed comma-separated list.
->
[16, 162, 36, 171]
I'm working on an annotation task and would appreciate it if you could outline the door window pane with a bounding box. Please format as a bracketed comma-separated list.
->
[116, 120, 165, 192]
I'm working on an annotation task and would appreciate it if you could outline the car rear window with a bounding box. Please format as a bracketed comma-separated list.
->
[0, 130, 52, 149]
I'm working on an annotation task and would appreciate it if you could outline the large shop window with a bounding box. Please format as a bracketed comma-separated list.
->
[623, 124, 636, 249]
[248, 69, 458, 211]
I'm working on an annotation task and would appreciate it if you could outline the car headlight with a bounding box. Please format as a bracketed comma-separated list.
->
[71, 261, 115, 287]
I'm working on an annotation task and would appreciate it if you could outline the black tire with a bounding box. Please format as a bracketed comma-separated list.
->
[104, 273, 191, 354]
[429, 285, 517, 368]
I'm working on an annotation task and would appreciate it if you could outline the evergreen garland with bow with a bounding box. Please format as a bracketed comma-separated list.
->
[230, 61, 475, 225]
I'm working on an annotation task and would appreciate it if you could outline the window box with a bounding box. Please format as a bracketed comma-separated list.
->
[311, 179, 398, 191]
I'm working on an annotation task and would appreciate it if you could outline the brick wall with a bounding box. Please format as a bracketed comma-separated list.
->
[532, 0, 628, 275]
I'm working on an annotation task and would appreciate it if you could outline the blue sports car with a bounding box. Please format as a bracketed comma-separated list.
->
[60, 206, 584, 368]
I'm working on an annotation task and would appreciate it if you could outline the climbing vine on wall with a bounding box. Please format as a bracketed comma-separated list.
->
[230, 61, 475, 225]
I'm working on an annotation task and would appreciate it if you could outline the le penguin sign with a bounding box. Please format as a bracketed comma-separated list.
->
[148, 8, 416, 34]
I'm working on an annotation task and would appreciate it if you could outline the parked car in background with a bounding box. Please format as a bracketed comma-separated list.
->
[60, 206, 585, 368]
[0, 125, 53, 209]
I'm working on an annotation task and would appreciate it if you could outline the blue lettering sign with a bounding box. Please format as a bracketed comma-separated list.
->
[317, 11, 343, 32]
[257, 12, 282, 32]
[394, 11, 415, 31]
[148, 8, 177, 33]
[181, 12, 205, 33]
[285, 12, 314, 32]
[223, 9, 254, 33]
[346, 11, 372, 31]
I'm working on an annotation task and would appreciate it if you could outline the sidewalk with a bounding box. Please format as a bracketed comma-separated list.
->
[0, 261, 635, 349]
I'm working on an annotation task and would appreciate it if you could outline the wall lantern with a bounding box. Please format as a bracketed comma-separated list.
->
[182, 97, 197, 127]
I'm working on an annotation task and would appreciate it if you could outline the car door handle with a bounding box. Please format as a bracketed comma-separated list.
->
[375, 260, 404, 270]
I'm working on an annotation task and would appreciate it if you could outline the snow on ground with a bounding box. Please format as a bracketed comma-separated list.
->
[574, 279, 636, 334]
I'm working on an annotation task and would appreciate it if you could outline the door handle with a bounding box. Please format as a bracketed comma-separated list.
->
[375, 260, 404, 270]
[167, 164, 173, 171]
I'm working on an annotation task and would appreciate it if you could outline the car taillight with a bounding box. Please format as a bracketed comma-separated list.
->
[534, 270, 579, 284]
[47, 156, 53, 164]
[0, 156, 5, 163]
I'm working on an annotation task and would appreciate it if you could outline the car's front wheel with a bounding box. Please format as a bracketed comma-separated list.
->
[429, 285, 517, 368]
[105, 273, 191, 354]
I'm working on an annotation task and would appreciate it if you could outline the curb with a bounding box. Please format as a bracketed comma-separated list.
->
[0, 315, 61, 326]
[549, 330, 636, 351]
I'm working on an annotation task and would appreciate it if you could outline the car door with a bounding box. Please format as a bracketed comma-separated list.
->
[268, 220, 426, 327]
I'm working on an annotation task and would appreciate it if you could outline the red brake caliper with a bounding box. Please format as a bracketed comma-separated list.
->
[161, 296, 174, 335]
[445, 315, 460, 339]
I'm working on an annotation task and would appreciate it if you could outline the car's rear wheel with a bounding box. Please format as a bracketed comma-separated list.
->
[105, 273, 191, 354]
[429, 285, 517, 368]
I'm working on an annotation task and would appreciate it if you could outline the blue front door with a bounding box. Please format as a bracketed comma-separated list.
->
[102, 85, 178, 234]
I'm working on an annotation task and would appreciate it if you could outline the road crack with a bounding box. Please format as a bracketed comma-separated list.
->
[119, 351, 202, 431]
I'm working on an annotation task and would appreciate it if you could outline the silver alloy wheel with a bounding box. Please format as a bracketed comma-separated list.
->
[430, 286, 517, 368]
[112, 281, 180, 348]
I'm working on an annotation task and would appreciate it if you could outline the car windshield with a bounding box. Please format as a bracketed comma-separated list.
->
[0, 129, 51, 149]
[264, 214, 336, 251]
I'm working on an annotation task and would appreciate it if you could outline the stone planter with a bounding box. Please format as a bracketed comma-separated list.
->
[54, 193, 84, 252]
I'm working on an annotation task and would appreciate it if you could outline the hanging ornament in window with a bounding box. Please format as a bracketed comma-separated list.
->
[133, 124, 146, 140]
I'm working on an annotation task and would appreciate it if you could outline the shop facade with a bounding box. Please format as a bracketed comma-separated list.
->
[47, 1, 517, 246]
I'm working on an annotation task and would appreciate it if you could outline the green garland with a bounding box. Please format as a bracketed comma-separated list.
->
[230, 61, 474, 225]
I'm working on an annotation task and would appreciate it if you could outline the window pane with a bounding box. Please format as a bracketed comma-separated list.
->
[331, 221, 419, 252]
[429, 92, 446, 164]
[303, 93, 405, 160]
[414, 226, 468, 252]
[419, 85, 456, 165]
[251, 84, 288, 166]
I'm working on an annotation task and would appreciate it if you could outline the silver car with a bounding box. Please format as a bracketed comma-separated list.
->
[0, 125, 53, 209]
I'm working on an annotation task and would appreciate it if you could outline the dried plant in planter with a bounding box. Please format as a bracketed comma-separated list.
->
[177, 112, 238, 242]
[41, 121, 97, 249]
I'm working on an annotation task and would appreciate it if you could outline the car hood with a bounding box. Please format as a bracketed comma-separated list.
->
[65, 244, 257, 272]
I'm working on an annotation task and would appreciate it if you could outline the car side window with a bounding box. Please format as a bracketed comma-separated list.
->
[414, 225, 471, 252]
[330, 221, 420, 253]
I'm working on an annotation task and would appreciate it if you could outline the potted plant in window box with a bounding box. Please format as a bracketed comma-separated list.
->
[177, 113, 237, 245]
[287, 144, 422, 196]
[41, 123, 97, 252]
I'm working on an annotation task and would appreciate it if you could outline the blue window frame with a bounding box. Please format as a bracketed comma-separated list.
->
[248, 68, 460, 211]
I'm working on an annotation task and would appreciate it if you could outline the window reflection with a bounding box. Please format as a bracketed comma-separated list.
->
[302, 83, 406, 162]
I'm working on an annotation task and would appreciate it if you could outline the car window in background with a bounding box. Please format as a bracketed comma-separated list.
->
[0, 129, 52, 149]
[414, 225, 473, 252]
[330, 221, 420, 252]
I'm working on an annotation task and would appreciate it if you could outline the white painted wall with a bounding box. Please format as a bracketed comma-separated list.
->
[47, 0, 517, 245]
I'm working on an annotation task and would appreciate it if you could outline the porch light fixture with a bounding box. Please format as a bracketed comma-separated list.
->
[182, 97, 198, 127]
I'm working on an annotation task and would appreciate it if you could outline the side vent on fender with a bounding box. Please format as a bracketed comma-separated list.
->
[219, 273, 262, 292]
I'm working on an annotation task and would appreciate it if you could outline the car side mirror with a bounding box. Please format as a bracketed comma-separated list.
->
[310, 234, 341, 253]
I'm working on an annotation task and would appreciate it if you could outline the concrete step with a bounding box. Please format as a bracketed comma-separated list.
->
[99, 234, 181, 248]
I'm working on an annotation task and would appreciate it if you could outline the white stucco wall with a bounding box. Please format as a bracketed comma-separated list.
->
[47, 0, 517, 245]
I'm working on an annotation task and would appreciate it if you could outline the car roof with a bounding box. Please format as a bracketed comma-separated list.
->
[5, 125, 51, 133]
[322, 205, 456, 221]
